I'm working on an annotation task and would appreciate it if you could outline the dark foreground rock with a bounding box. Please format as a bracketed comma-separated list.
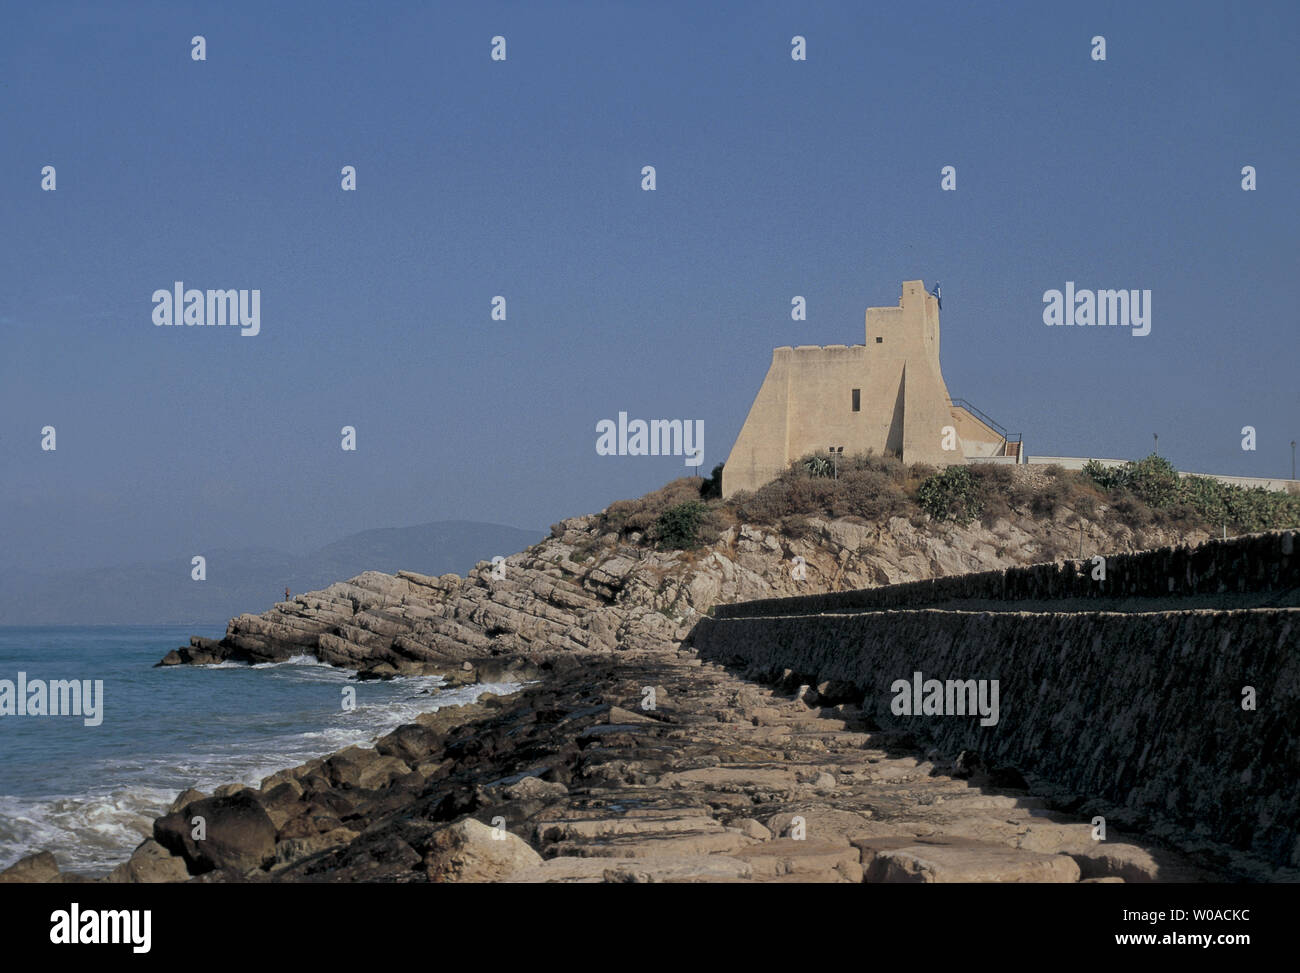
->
[15, 647, 1288, 885]
[154, 792, 277, 874]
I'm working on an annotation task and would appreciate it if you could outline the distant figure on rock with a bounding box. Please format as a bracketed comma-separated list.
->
[284, 587, 291, 601]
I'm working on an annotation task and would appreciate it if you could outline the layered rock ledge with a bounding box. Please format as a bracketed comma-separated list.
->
[154, 509, 1209, 680]
[8, 648, 1268, 884]
[11, 511, 1291, 883]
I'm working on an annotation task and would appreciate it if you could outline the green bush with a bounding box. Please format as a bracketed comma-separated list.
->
[803, 456, 835, 478]
[651, 500, 708, 549]
[1081, 454, 1181, 507]
[916, 465, 983, 524]
[1222, 485, 1300, 532]
[1082, 454, 1300, 533]
[1081, 459, 1128, 491]
[1126, 454, 1182, 509]
[699, 463, 724, 499]
[1179, 475, 1228, 523]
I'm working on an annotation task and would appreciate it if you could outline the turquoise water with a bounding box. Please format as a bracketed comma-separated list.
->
[0, 625, 514, 876]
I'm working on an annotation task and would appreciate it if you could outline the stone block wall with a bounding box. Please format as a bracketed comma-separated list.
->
[712, 531, 1298, 619]
[692, 606, 1299, 866]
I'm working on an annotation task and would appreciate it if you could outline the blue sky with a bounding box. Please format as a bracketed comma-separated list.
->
[2, 0, 1297, 575]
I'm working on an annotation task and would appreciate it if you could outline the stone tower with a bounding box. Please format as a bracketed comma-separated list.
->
[721, 281, 967, 498]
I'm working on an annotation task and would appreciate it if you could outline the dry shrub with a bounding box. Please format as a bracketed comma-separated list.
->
[830, 469, 910, 521]
[1030, 483, 1065, 518]
[971, 465, 1015, 523]
[607, 453, 1247, 550]
[973, 464, 1015, 489]
[785, 477, 840, 516]
[727, 452, 915, 526]
[903, 463, 936, 493]
[840, 451, 906, 479]
[1037, 532, 1075, 561]
[697, 505, 733, 546]
[728, 471, 807, 523]
[783, 513, 814, 539]
[1110, 493, 1155, 528]
[601, 477, 704, 534]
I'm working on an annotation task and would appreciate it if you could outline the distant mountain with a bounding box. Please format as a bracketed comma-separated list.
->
[0, 521, 545, 625]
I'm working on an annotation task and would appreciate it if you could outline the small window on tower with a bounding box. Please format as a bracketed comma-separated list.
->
[852, 389, 861, 412]
[875, 336, 883, 343]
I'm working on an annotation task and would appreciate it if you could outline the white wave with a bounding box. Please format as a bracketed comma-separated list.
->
[250, 653, 328, 669]
[0, 679, 523, 877]
[0, 787, 173, 876]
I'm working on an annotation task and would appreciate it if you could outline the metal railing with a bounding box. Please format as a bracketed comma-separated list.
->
[949, 397, 1022, 444]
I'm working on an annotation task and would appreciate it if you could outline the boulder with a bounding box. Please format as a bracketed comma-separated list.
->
[105, 839, 190, 883]
[257, 782, 308, 831]
[323, 746, 381, 788]
[356, 662, 399, 681]
[815, 679, 860, 705]
[272, 828, 360, 868]
[0, 851, 60, 883]
[735, 838, 862, 881]
[168, 788, 208, 814]
[277, 810, 347, 840]
[154, 791, 277, 874]
[423, 817, 543, 882]
[870, 842, 1081, 883]
[731, 818, 773, 841]
[357, 756, 412, 790]
[502, 776, 568, 801]
[375, 724, 442, 765]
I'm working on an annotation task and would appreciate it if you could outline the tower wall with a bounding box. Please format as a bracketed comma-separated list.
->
[722, 280, 964, 498]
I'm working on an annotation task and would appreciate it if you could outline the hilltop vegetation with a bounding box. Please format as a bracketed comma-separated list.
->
[1080, 455, 1300, 533]
[596, 453, 1300, 554]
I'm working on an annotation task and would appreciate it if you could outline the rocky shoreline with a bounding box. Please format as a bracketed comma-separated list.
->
[9, 501, 1277, 884]
[5, 642, 1269, 883]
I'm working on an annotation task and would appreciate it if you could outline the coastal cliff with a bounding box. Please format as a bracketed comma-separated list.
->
[17, 474, 1300, 884]
[155, 489, 1208, 679]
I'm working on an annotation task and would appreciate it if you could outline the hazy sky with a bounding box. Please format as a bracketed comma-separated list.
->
[2, 0, 1297, 576]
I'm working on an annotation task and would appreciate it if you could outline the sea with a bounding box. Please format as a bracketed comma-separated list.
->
[0, 625, 518, 877]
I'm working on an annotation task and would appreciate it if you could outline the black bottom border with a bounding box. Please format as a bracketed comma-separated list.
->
[2, 880, 1295, 961]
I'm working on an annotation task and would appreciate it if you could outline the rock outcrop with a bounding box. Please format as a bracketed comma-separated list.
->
[21, 481, 1286, 884]
[156, 503, 1207, 679]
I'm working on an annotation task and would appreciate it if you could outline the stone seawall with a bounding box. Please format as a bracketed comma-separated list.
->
[691, 605, 1300, 868]
[712, 531, 1298, 619]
